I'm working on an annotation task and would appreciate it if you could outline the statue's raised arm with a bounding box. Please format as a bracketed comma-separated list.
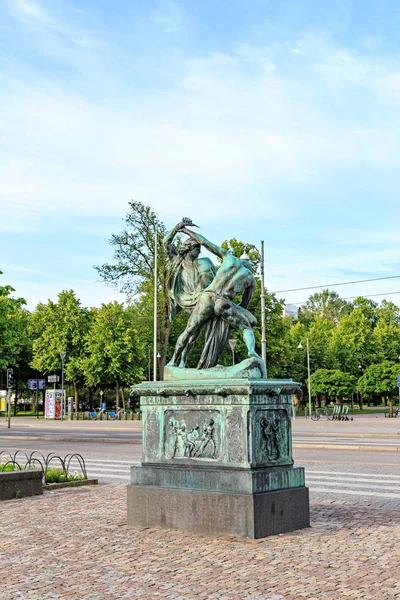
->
[163, 218, 199, 260]
[181, 227, 228, 261]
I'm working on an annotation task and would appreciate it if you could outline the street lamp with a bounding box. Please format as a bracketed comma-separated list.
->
[246, 242, 267, 374]
[298, 338, 312, 417]
[59, 351, 67, 420]
[228, 339, 238, 365]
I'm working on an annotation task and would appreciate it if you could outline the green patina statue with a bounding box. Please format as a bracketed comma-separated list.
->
[164, 219, 261, 372]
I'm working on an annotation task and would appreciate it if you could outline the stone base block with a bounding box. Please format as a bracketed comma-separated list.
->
[0, 470, 42, 501]
[127, 484, 310, 539]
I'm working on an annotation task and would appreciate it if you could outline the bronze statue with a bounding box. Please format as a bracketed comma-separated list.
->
[167, 224, 260, 369]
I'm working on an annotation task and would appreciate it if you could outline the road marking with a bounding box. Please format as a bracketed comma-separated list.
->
[306, 479, 400, 492]
[295, 439, 400, 446]
[306, 474, 400, 484]
[306, 469, 400, 479]
[310, 488, 400, 499]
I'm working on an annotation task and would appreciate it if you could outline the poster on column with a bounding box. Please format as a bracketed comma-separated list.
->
[45, 390, 64, 419]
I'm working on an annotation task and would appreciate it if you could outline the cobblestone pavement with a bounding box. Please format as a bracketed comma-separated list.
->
[1, 484, 399, 600]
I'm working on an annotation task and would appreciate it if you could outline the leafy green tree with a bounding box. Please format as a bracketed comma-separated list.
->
[307, 317, 337, 371]
[300, 289, 352, 324]
[352, 297, 378, 327]
[95, 200, 170, 378]
[357, 361, 399, 417]
[83, 302, 145, 408]
[373, 301, 400, 362]
[30, 290, 91, 416]
[310, 369, 356, 402]
[0, 272, 31, 390]
[330, 307, 377, 376]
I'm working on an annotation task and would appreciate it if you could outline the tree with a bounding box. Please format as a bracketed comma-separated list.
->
[0, 272, 31, 391]
[30, 290, 91, 416]
[300, 289, 352, 324]
[330, 307, 377, 376]
[83, 302, 145, 408]
[310, 369, 356, 402]
[373, 301, 400, 362]
[357, 361, 399, 417]
[95, 200, 170, 378]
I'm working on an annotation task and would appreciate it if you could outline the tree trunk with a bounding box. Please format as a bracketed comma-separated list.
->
[120, 387, 126, 411]
[389, 395, 393, 418]
[73, 382, 79, 420]
[89, 388, 93, 411]
[116, 381, 119, 411]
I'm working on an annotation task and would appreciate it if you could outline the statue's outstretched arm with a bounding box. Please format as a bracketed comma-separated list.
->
[182, 227, 227, 260]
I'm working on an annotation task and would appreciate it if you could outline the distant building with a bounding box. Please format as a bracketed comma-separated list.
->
[283, 304, 299, 319]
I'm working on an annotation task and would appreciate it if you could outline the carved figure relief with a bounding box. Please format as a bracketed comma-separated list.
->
[166, 411, 219, 460]
[260, 416, 280, 461]
[256, 409, 289, 465]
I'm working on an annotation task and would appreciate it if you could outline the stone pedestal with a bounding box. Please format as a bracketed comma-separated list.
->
[127, 379, 310, 539]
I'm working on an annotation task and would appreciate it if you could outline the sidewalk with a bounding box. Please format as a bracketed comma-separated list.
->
[1, 483, 399, 600]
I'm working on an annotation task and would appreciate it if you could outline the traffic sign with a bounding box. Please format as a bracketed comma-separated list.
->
[29, 379, 47, 390]
[48, 374, 59, 383]
[398, 374, 400, 388]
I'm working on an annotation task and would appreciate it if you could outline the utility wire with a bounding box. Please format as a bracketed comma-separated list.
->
[273, 274, 400, 294]
[294, 290, 400, 305]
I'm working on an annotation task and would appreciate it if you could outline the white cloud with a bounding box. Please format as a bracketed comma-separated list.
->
[11, 0, 50, 22]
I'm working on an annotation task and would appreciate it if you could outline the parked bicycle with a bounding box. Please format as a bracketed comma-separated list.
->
[310, 406, 333, 421]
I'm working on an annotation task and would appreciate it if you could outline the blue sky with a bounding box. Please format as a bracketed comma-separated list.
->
[1, 0, 400, 310]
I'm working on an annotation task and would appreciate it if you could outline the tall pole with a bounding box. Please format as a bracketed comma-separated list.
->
[59, 351, 66, 420]
[7, 389, 11, 429]
[153, 228, 158, 382]
[306, 337, 312, 416]
[260, 240, 267, 375]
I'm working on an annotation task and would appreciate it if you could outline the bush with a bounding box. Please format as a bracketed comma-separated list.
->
[45, 468, 85, 484]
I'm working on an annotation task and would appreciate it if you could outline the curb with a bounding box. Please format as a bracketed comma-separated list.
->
[293, 443, 400, 453]
[0, 436, 140, 444]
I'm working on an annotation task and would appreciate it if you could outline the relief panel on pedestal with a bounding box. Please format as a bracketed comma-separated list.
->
[254, 409, 290, 466]
[164, 409, 220, 461]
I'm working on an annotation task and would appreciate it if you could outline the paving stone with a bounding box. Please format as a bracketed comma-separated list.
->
[0, 484, 399, 599]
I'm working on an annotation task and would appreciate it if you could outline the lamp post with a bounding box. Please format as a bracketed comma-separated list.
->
[398, 355, 400, 407]
[153, 227, 158, 382]
[247, 241, 267, 375]
[59, 351, 67, 420]
[228, 339, 238, 366]
[298, 338, 311, 417]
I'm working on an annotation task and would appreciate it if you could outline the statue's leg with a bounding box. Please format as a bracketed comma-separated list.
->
[179, 329, 202, 367]
[169, 296, 214, 366]
[214, 298, 260, 359]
